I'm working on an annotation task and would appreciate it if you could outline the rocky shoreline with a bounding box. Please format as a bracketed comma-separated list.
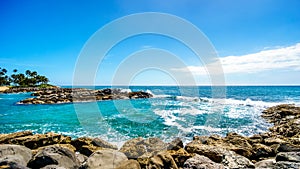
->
[0, 104, 300, 169]
[1, 87, 153, 104]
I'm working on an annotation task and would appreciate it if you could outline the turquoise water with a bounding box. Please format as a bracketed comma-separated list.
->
[1, 86, 299, 144]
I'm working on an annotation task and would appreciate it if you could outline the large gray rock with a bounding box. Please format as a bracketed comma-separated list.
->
[183, 154, 224, 169]
[276, 152, 300, 162]
[0, 144, 32, 167]
[81, 149, 128, 169]
[185, 144, 254, 168]
[27, 145, 80, 169]
[221, 150, 255, 168]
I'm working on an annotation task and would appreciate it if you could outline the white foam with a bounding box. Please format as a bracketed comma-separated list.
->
[193, 126, 222, 132]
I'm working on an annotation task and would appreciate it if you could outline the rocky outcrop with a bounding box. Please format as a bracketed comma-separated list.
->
[18, 88, 153, 104]
[0, 104, 300, 168]
[7, 132, 71, 149]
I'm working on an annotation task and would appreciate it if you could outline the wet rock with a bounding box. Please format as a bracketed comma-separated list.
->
[115, 159, 141, 169]
[148, 151, 178, 169]
[27, 145, 80, 169]
[183, 154, 225, 169]
[0, 144, 32, 168]
[276, 152, 300, 162]
[81, 149, 127, 169]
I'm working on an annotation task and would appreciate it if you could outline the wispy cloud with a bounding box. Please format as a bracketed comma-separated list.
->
[174, 43, 300, 75]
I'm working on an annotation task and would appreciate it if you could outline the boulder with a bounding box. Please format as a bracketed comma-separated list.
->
[183, 154, 225, 169]
[120, 137, 167, 159]
[185, 143, 254, 168]
[81, 149, 127, 169]
[148, 151, 178, 169]
[0, 144, 32, 167]
[115, 160, 141, 169]
[27, 145, 80, 169]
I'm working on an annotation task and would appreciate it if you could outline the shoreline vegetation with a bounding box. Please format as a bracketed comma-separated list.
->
[0, 104, 299, 168]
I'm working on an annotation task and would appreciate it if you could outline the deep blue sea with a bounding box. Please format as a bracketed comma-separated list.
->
[1, 86, 299, 146]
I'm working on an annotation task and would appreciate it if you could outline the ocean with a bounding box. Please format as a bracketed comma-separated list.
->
[1, 86, 299, 145]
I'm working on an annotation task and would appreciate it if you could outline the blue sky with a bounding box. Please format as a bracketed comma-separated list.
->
[1, 0, 300, 85]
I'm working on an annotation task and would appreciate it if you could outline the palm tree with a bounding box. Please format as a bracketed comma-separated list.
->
[25, 70, 31, 77]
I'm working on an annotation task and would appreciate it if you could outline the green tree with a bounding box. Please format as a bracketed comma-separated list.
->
[0, 68, 10, 86]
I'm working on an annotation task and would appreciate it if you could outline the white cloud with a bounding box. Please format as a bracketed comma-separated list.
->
[175, 43, 300, 75]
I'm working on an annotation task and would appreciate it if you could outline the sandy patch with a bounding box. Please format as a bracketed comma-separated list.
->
[0, 86, 9, 92]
